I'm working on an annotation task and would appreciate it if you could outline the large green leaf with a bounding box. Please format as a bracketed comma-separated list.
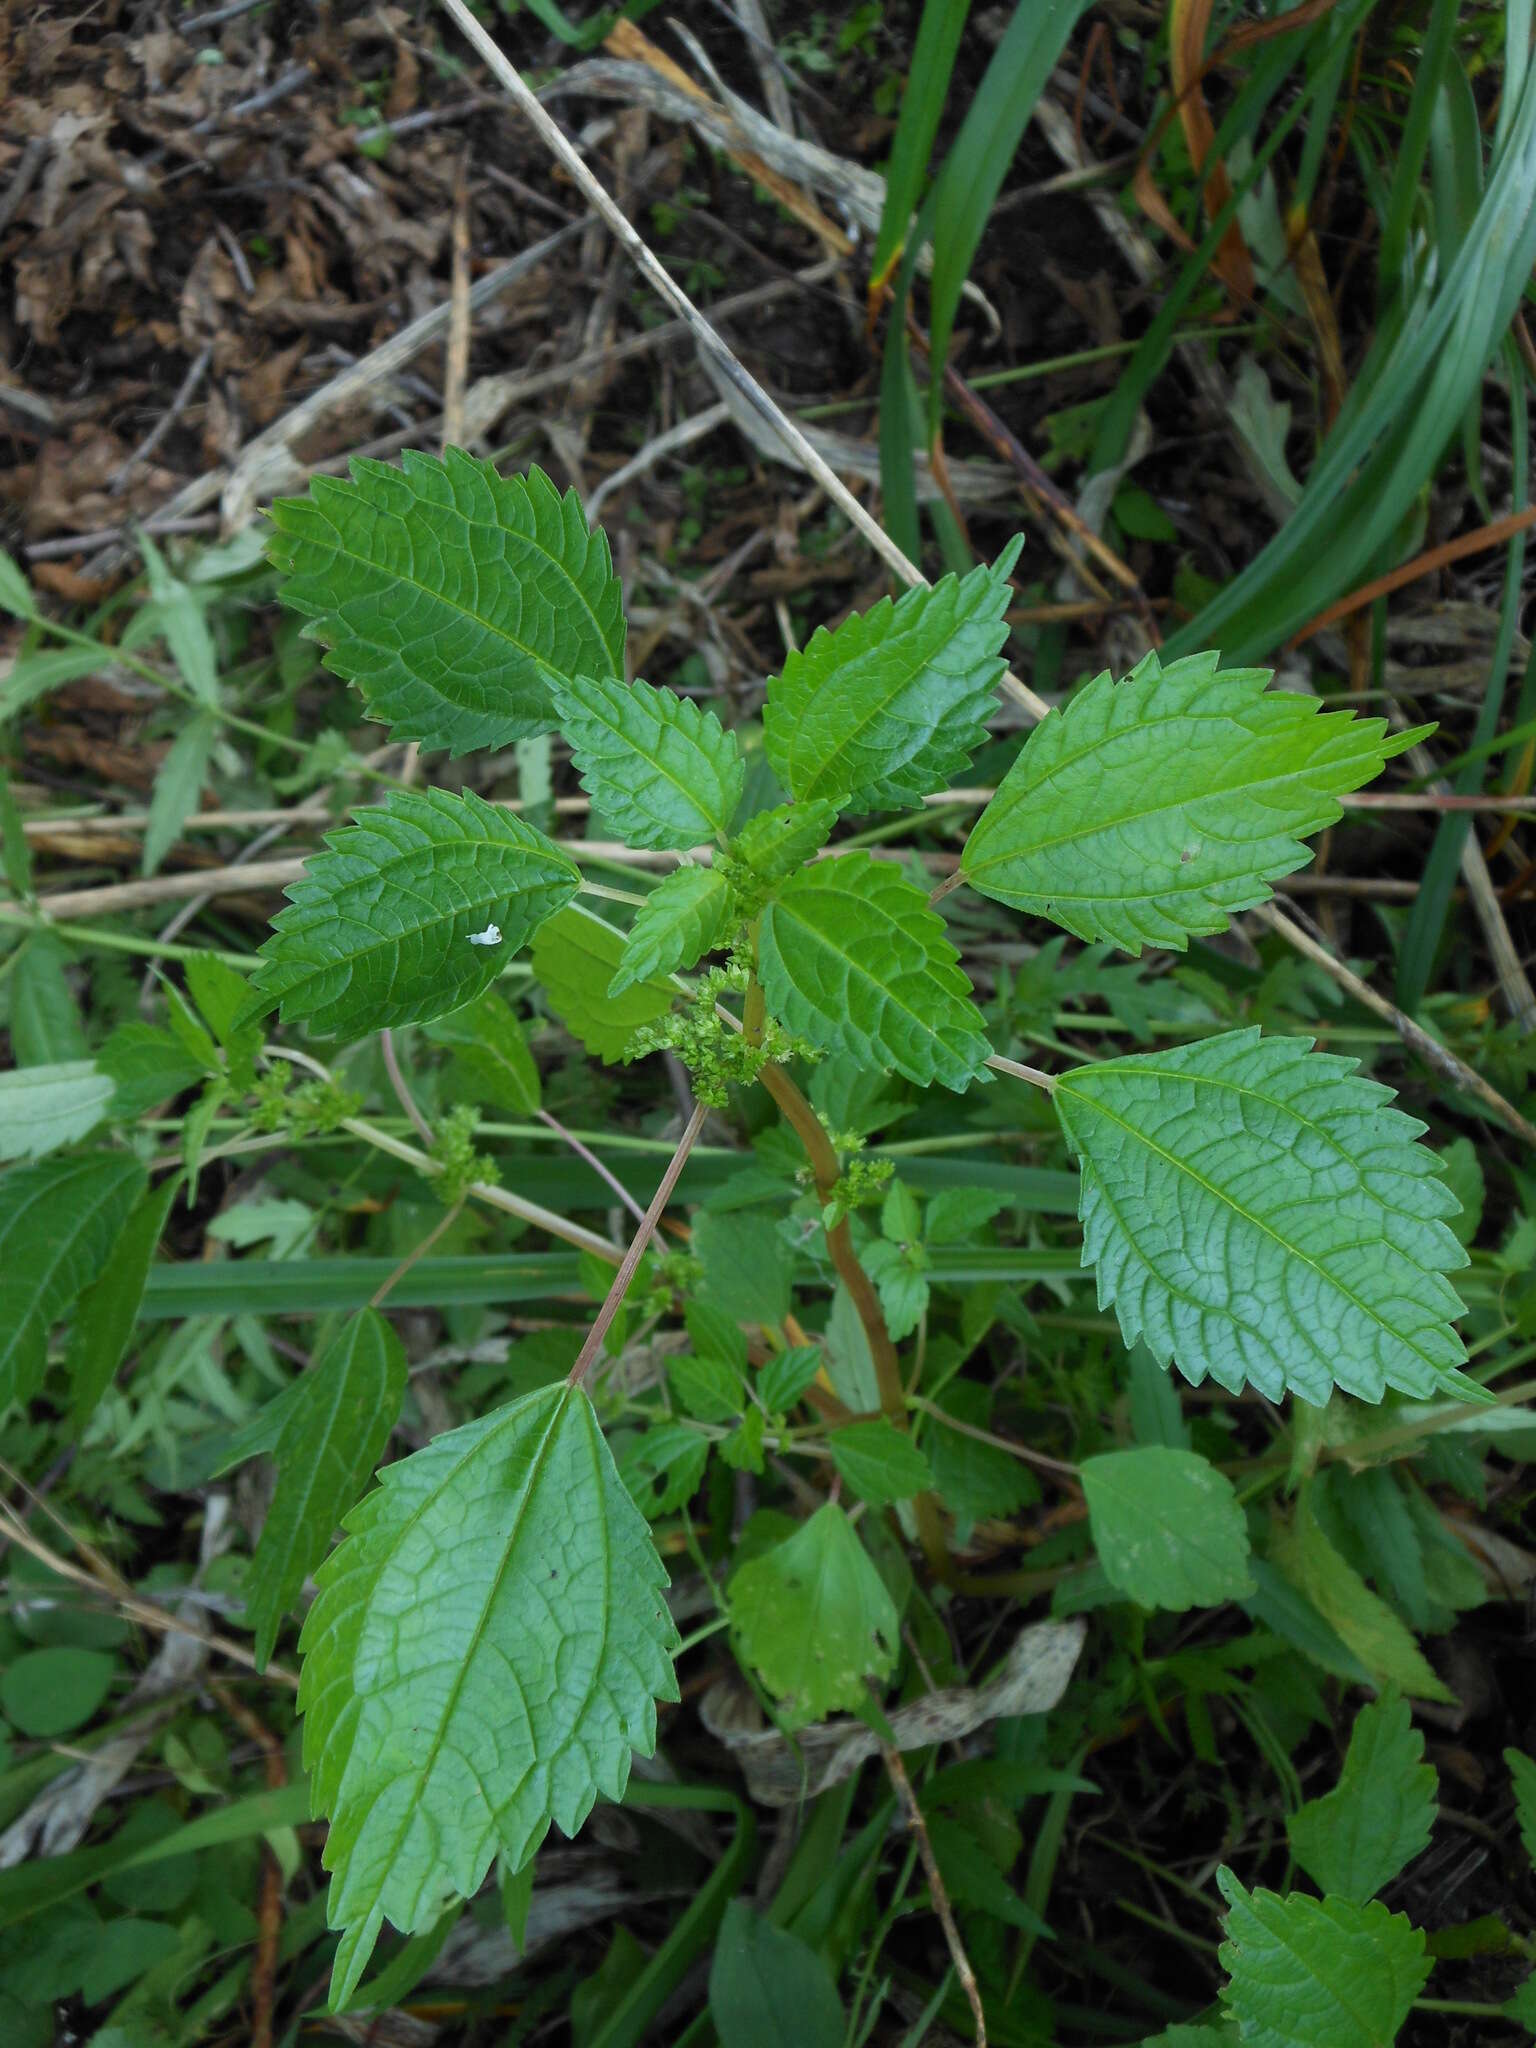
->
[708, 1899, 845, 2048]
[762, 543, 1021, 813]
[247, 1311, 408, 1671]
[551, 673, 744, 848]
[960, 652, 1416, 952]
[727, 1502, 898, 1727]
[610, 864, 734, 995]
[1287, 1692, 1437, 1903]
[267, 451, 625, 755]
[424, 989, 542, 1114]
[757, 852, 991, 1089]
[299, 1382, 679, 2004]
[246, 788, 579, 1039]
[531, 903, 676, 1059]
[0, 1061, 114, 1161]
[1080, 1447, 1255, 1611]
[1215, 1871, 1429, 2048]
[0, 1153, 147, 1405]
[1052, 1028, 1472, 1406]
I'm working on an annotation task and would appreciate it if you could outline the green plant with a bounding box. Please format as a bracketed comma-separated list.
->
[155, 444, 1482, 1999]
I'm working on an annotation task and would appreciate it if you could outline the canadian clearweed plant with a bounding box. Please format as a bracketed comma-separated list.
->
[215, 447, 1480, 1996]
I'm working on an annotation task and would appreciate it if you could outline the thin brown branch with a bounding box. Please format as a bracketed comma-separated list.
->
[569, 1103, 710, 1387]
[884, 1744, 988, 2044]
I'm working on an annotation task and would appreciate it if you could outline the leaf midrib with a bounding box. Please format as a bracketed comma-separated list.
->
[566, 683, 731, 837]
[303, 508, 618, 691]
[783, 579, 990, 801]
[1058, 1078, 1448, 1374]
[965, 714, 1378, 878]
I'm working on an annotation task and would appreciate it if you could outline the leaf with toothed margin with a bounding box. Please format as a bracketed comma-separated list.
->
[243, 788, 579, 1040]
[551, 672, 745, 850]
[763, 542, 1022, 812]
[299, 1382, 681, 2006]
[1215, 1870, 1429, 2048]
[1050, 1027, 1475, 1408]
[960, 649, 1426, 953]
[266, 451, 625, 756]
[610, 865, 734, 996]
[756, 851, 992, 1091]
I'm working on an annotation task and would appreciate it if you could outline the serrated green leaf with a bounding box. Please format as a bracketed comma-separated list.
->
[1052, 1027, 1472, 1407]
[531, 904, 676, 1060]
[667, 1351, 743, 1424]
[610, 865, 733, 995]
[828, 1418, 933, 1505]
[757, 1345, 825, 1414]
[926, 1380, 1039, 1542]
[961, 651, 1415, 952]
[1506, 1748, 1536, 1871]
[247, 1311, 408, 1671]
[925, 1812, 1051, 1937]
[66, 1179, 179, 1431]
[247, 788, 578, 1039]
[763, 542, 1021, 812]
[0, 1152, 147, 1404]
[551, 673, 744, 848]
[0, 1061, 114, 1160]
[1287, 1692, 1437, 1903]
[425, 990, 542, 1114]
[1215, 1870, 1429, 2047]
[96, 1021, 206, 1119]
[728, 1502, 898, 1727]
[620, 1423, 711, 1516]
[709, 1898, 846, 2048]
[1505, 1974, 1536, 2031]
[1081, 1448, 1255, 1612]
[1272, 1504, 1454, 1703]
[758, 852, 991, 1089]
[268, 451, 624, 756]
[730, 798, 839, 882]
[299, 1382, 679, 2005]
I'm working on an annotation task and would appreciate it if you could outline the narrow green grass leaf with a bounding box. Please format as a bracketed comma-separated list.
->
[1166, 55, 1536, 661]
[0, 1152, 147, 1405]
[1052, 1028, 1473, 1407]
[925, 0, 1094, 443]
[551, 672, 744, 848]
[532, 903, 676, 1060]
[1081, 1448, 1255, 1611]
[728, 1502, 897, 1728]
[246, 788, 579, 1039]
[67, 1178, 179, 1430]
[762, 541, 1021, 812]
[1216, 1872, 1429, 2047]
[247, 1310, 408, 1671]
[610, 865, 733, 995]
[299, 1382, 679, 2005]
[961, 651, 1415, 952]
[1287, 1692, 1437, 1903]
[868, 0, 970, 280]
[268, 451, 625, 755]
[757, 852, 991, 1089]
[142, 712, 217, 878]
[0, 1060, 114, 1160]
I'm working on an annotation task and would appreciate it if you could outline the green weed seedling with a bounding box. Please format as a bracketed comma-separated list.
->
[2, 450, 1482, 2013]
